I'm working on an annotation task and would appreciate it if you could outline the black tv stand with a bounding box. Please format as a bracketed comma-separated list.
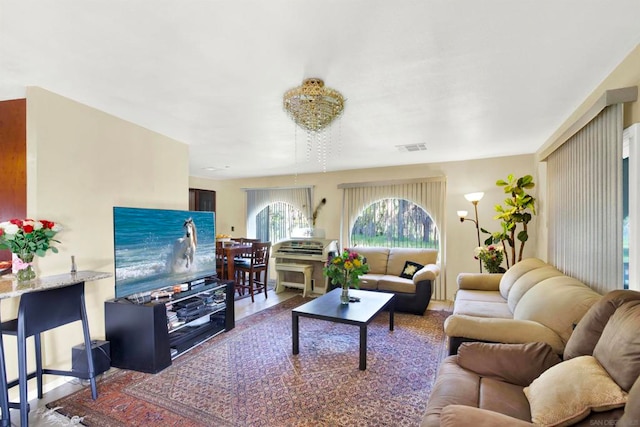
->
[105, 278, 234, 373]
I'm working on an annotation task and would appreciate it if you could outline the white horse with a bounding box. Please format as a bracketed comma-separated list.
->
[171, 218, 197, 272]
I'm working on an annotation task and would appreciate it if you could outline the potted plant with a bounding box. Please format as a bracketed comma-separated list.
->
[474, 245, 506, 273]
[482, 174, 536, 268]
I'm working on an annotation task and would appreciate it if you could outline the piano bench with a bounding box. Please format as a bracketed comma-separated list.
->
[275, 263, 313, 297]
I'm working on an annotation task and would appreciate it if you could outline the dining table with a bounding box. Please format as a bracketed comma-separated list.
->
[220, 243, 253, 282]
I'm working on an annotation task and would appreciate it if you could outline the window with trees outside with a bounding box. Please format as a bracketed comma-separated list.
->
[255, 202, 309, 243]
[351, 198, 439, 249]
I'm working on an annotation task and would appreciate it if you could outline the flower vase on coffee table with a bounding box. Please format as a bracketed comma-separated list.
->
[323, 249, 369, 305]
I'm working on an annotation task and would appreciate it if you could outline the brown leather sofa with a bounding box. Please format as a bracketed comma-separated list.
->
[422, 290, 640, 426]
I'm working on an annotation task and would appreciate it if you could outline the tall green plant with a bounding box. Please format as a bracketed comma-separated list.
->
[481, 174, 536, 268]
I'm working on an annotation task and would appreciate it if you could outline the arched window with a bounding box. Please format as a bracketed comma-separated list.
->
[340, 177, 446, 299]
[255, 202, 308, 243]
[245, 187, 312, 241]
[351, 198, 439, 249]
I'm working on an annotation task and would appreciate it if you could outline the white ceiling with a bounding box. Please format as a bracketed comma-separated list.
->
[1, 1, 640, 179]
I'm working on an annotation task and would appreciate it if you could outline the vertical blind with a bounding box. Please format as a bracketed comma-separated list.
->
[546, 104, 623, 294]
[340, 177, 447, 299]
[245, 187, 312, 238]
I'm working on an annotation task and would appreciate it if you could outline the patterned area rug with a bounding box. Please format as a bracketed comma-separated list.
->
[48, 296, 450, 426]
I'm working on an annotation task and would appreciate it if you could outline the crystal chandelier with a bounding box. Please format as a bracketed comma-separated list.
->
[283, 78, 345, 173]
[283, 78, 345, 132]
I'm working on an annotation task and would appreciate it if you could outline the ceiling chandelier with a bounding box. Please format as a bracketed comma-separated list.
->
[283, 78, 345, 132]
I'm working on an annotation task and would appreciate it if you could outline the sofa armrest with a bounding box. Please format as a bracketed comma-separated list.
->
[413, 264, 440, 283]
[438, 405, 533, 427]
[444, 314, 566, 354]
[457, 273, 502, 291]
[457, 342, 561, 386]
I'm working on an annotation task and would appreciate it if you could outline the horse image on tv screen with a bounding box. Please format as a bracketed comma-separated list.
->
[113, 207, 216, 299]
[171, 217, 197, 272]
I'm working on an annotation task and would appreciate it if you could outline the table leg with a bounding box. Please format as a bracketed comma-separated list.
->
[225, 249, 235, 283]
[292, 313, 299, 355]
[389, 298, 395, 331]
[359, 325, 367, 370]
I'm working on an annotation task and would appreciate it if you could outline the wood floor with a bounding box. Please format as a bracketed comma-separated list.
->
[20, 289, 451, 426]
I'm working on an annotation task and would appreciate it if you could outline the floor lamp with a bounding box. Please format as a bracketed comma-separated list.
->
[458, 192, 484, 273]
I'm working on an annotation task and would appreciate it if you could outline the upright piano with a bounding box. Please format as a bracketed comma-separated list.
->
[272, 238, 338, 296]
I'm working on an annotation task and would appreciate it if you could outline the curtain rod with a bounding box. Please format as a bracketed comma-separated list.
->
[241, 185, 314, 191]
[537, 86, 638, 161]
[337, 176, 445, 189]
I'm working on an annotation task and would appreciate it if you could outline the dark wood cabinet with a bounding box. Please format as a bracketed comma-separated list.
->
[0, 99, 27, 261]
[189, 188, 216, 212]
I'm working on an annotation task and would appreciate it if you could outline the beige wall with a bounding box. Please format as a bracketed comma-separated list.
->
[191, 153, 537, 300]
[1, 87, 189, 397]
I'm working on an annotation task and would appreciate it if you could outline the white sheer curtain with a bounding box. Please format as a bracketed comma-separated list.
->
[339, 177, 447, 299]
[546, 104, 623, 294]
[245, 187, 313, 237]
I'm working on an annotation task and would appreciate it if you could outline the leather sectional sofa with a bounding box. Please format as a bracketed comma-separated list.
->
[422, 290, 640, 426]
[348, 247, 439, 315]
[444, 258, 601, 354]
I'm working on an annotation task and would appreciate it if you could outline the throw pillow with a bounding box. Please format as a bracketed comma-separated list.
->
[399, 261, 423, 279]
[523, 355, 628, 427]
[458, 342, 561, 387]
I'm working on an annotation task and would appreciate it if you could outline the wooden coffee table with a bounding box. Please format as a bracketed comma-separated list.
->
[292, 288, 395, 370]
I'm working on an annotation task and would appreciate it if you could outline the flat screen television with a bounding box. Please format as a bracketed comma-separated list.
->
[113, 206, 217, 299]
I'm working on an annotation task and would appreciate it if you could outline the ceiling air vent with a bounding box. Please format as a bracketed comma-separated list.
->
[396, 143, 427, 152]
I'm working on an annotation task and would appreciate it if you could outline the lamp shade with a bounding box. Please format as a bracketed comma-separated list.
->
[464, 192, 484, 203]
[457, 210, 468, 219]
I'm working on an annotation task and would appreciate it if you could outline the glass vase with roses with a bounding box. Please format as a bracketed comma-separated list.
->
[0, 219, 62, 282]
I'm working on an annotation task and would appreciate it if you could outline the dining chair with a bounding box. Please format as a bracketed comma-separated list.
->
[234, 242, 271, 302]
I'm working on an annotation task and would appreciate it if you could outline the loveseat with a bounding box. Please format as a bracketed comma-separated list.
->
[444, 258, 601, 354]
[348, 247, 439, 315]
[422, 290, 640, 427]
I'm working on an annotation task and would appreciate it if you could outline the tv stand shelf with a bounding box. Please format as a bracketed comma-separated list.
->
[105, 279, 235, 373]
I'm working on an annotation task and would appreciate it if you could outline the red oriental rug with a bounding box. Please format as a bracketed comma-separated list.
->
[48, 296, 450, 426]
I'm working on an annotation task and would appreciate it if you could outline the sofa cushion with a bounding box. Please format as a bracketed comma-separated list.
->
[421, 356, 481, 427]
[514, 276, 601, 344]
[386, 248, 438, 276]
[439, 405, 534, 427]
[480, 378, 531, 421]
[499, 258, 548, 300]
[593, 300, 640, 392]
[507, 265, 563, 313]
[618, 376, 640, 426]
[358, 273, 384, 290]
[352, 247, 389, 275]
[378, 276, 415, 294]
[399, 261, 423, 279]
[455, 289, 507, 304]
[453, 300, 513, 319]
[565, 290, 640, 360]
[523, 355, 628, 426]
